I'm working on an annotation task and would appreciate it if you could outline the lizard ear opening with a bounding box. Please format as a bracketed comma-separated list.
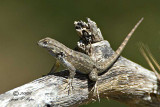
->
[58, 52, 65, 57]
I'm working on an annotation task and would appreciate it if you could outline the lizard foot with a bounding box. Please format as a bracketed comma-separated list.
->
[64, 78, 74, 95]
[90, 82, 100, 102]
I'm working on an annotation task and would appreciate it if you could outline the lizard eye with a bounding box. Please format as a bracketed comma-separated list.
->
[43, 40, 49, 45]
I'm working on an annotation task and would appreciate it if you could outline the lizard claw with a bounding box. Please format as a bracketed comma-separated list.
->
[90, 82, 100, 102]
[64, 78, 74, 95]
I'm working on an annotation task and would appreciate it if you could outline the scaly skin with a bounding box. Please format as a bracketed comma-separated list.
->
[38, 18, 143, 99]
[97, 18, 143, 71]
[38, 37, 95, 75]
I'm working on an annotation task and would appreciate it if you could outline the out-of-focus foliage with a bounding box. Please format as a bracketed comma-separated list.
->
[0, 1, 160, 107]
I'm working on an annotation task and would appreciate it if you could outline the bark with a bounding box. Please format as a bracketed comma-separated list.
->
[0, 18, 160, 107]
[0, 45, 159, 107]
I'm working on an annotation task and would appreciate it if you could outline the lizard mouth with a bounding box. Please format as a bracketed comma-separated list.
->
[37, 40, 48, 48]
[37, 39, 44, 46]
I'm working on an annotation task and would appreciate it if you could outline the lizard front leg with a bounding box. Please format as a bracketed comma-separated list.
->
[89, 68, 100, 101]
[60, 57, 76, 94]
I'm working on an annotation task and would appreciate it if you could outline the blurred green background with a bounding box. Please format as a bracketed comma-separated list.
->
[0, 0, 160, 106]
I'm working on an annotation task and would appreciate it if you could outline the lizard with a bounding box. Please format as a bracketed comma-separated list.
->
[74, 18, 144, 98]
[46, 18, 104, 75]
[38, 18, 143, 99]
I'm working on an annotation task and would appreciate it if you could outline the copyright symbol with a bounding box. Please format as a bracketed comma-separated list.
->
[13, 91, 19, 96]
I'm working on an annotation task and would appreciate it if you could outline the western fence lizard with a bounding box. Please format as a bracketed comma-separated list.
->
[74, 18, 143, 73]
[47, 18, 104, 75]
[76, 18, 144, 99]
[38, 18, 143, 98]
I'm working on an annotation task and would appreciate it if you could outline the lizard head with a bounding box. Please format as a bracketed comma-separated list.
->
[38, 37, 67, 57]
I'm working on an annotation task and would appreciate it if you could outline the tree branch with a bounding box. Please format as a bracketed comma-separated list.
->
[0, 18, 160, 107]
[0, 43, 160, 107]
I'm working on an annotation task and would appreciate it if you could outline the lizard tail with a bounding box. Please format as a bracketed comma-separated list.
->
[99, 18, 144, 70]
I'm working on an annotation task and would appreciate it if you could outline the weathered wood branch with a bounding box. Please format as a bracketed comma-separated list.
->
[0, 41, 160, 107]
[0, 18, 160, 107]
